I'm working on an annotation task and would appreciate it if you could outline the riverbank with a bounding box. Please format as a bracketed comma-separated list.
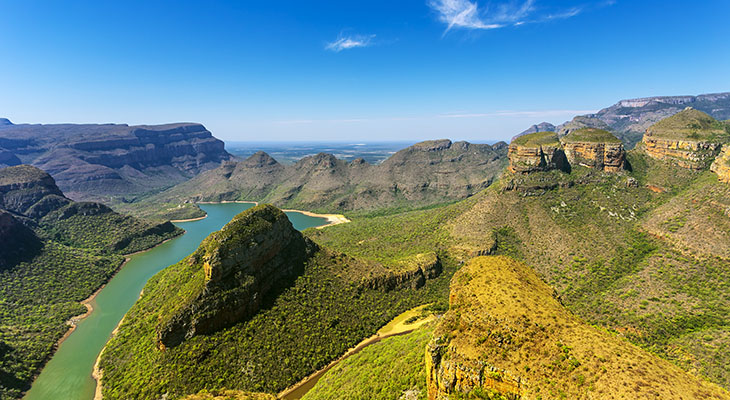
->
[172, 201, 351, 228]
[277, 305, 435, 400]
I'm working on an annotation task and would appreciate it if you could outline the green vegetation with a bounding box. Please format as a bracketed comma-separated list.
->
[301, 324, 433, 400]
[0, 167, 182, 399]
[511, 131, 560, 147]
[99, 242, 458, 399]
[561, 127, 622, 143]
[646, 108, 728, 141]
[0, 243, 124, 399]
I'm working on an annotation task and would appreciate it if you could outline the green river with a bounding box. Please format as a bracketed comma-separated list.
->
[24, 203, 328, 400]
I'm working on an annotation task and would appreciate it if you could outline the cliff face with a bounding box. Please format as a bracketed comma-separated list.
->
[641, 108, 727, 170]
[0, 122, 231, 201]
[507, 129, 625, 174]
[157, 205, 316, 348]
[359, 252, 442, 291]
[553, 92, 730, 148]
[711, 144, 730, 182]
[148, 139, 508, 215]
[0, 165, 70, 218]
[426, 256, 730, 400]
[560, 128, 626, 172]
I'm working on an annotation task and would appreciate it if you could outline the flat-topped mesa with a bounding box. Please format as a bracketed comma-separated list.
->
[508, 131, 568, 173]
[642, 108, 729, 170]
[561, 128, 626, 172]
[711, 144, 730, 183]
[156, 204, 316, 349]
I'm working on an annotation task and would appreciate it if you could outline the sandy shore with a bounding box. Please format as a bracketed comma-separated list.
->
[170, 200, 351, 228]
[277, 305, 435, 399]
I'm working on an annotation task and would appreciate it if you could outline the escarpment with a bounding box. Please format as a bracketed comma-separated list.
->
[0, 165, 70, 218]
[642, 108, 728, 170]
[561, 128, 627, 172]
[359, 252, 442, 291]
[508, 131, 568, 173]
[711, 144, 730, 183]
[156, 204, 316, 349]
[507, 129, 625, 174]
[0, 122, 231, 201]
[426, 256, 730, 400]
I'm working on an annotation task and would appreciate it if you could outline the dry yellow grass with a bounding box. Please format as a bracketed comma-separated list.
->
[430, 256, 730, 399]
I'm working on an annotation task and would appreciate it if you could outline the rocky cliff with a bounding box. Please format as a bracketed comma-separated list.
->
[0, 165, 71, 218]
[711, 145, 730, 183]
[359, 252, 442, 291]
[156, 204, 316, 348]
[642, 108, 728, 170]
[554, 92, 730, 148]
[507, 131, 568, 173]
[426, 256, 730, 400]
[143, 139, 508, 217]
[561, 128, 626, 172]
[0, 122, 231, 202]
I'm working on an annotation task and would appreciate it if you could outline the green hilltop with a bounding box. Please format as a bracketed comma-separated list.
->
[511, 130, 561, 147]
[646, 108, 728, 140]
[562, 127, 622, 143]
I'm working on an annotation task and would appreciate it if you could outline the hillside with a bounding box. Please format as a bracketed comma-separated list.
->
[0, 165, 182, 400]
[427, 256, 730, 399]
[0, 122, 231, 202]
[98, 205, 457, 399]
[126, 139, 507, 220]
[555, 92, 730, 148]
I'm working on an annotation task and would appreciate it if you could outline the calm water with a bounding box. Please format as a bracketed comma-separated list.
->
[24, 203, 327, 400]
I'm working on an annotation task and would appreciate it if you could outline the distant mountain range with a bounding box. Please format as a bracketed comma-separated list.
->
[555, 92, 730, 148]
[140, 139, 508, 219]
[0, 122, 231, 202]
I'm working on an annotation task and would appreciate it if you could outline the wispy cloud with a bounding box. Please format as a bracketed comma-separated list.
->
[428, 0, 609, 33]
[325, 34, 376, 52]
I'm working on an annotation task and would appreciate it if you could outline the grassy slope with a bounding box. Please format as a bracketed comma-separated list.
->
[0, 212, 181, 399]
[302, 324, 434, 400]
[432, 256, 730, 399]
[646, 108, 728, 141]
[512, 131, 560, 147]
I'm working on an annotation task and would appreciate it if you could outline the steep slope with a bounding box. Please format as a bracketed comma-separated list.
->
[133, 139, 508, 220]
[426, 256, 730, 399]
[99, 205, 454, 399]
[0, 165, 182, 400]
[508, 131, 568, 173]
[556, 92, 730, 148]
[0, 122, 231, 202]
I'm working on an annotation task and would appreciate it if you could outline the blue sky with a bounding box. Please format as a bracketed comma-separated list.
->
[1, 0, 729, 142]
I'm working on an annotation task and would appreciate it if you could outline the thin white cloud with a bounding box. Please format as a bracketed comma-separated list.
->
[428, 0, 609, 33]
[325, 34, 376, 52]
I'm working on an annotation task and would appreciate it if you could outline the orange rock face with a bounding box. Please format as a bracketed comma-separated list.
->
[507, 143, 567, 174]
[562, 141, 626, 172]
[711, 144, 730, 182]
[642, 136, 723, 170]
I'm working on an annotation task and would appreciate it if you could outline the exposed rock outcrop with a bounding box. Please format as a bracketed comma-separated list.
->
[0, 165, 70, 218]
[561, 128, 626, 172]
[359, 252, 442, 291]
[507, 131, 568, 174]
[426, 256, 730, 400]
[554, 92, 730, 148]
[156, 205, 316, 349]
[642, 108, 727, 170]
[0, 122, 231, 201]
[711, 144, 730, 183]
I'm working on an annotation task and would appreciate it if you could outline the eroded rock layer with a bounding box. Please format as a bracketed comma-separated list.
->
[641, 108, 727, 170]
[507, 131, 567, 174]
[711, 144, 730, 183]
